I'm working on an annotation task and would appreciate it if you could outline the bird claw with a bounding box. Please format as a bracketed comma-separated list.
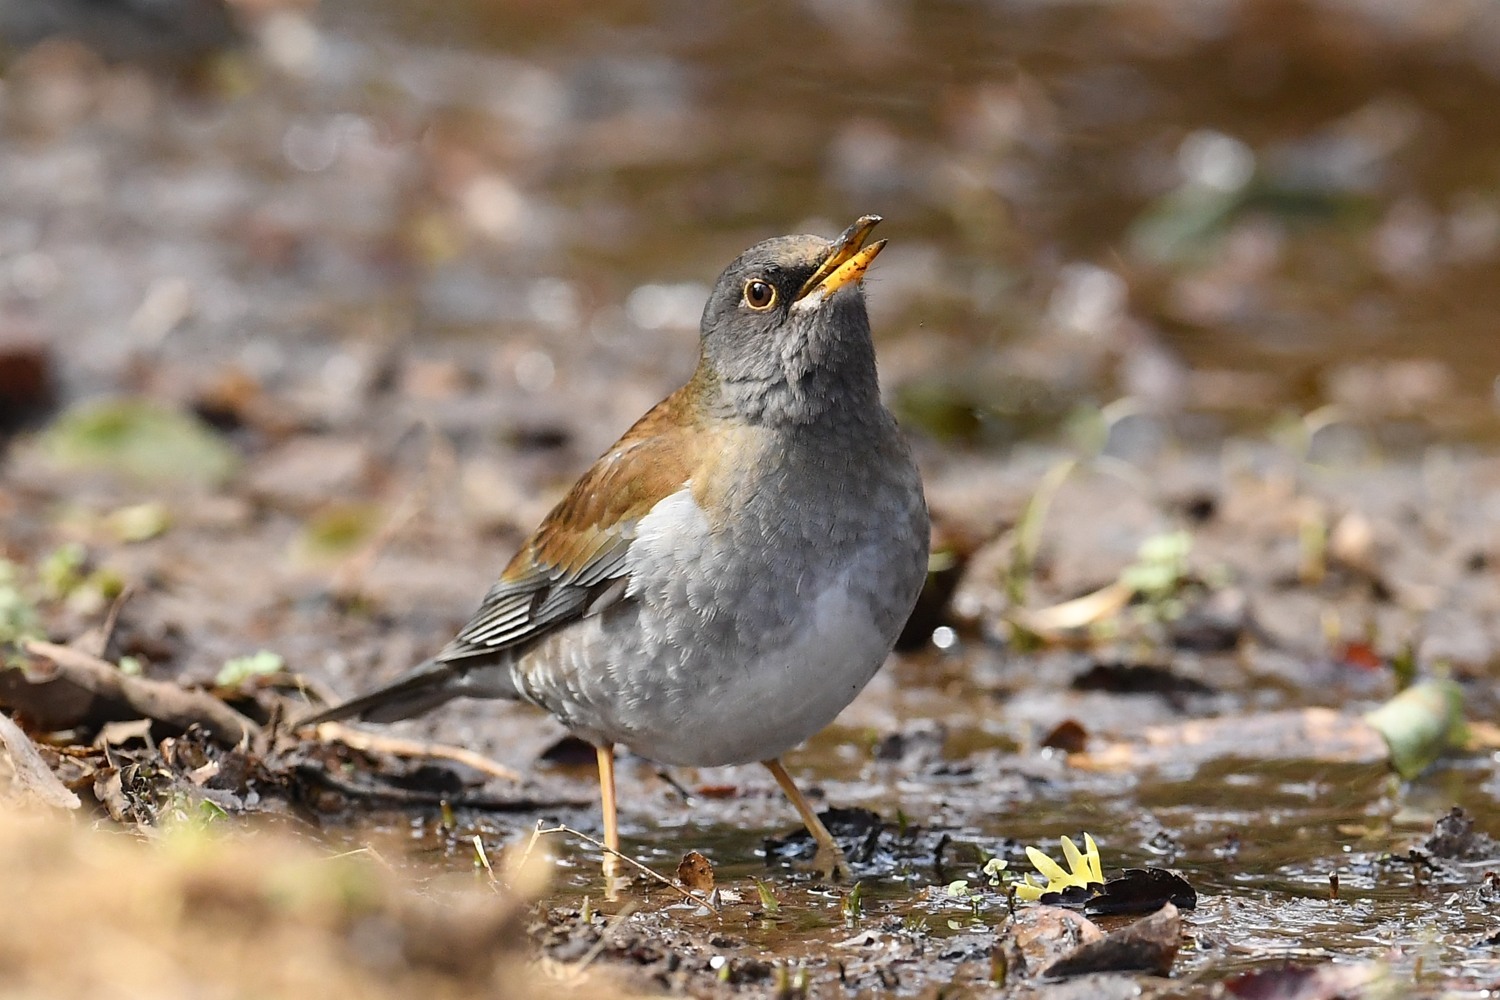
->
[812, 843, 852, 883]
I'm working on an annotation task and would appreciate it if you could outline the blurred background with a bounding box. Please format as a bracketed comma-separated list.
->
[4, 0, 1500, 711]
[5, 9, 1500, 987]
[3, 0, 1499, 458]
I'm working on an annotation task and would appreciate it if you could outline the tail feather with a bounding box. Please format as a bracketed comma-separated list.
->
[298, 659, 463, 727]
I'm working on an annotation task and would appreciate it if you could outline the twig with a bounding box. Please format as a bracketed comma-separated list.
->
[314, 721, 522, 782]
[74, 586, 132, 659]
[324, 845, 397, 872]
[20, 639, 259, 744]
[330, 485, 425, 599]
[534, 823, 720, 913]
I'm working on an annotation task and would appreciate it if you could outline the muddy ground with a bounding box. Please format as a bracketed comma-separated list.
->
[2, 0, 1500, 997]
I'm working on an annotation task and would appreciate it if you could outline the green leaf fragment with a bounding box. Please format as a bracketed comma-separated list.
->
[216, 650, 286, 689]
[106, 502, 172, 543]
[38, 543, 88, 600]
[295, 503, 384, 562]
[41, 398, 238, 486]
[0, 560, 42, 646]
[752, 878, 781, 915]
[1364, 679, 1466, 780]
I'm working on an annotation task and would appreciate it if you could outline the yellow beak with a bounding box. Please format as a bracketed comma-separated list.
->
[795, 215, 886, 305]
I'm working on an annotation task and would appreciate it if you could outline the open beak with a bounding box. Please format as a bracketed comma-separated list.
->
[795, 215, 886, 306]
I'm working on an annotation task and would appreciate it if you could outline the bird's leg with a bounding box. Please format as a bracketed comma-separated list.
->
[596, 743, 621, 890]
[762, 758, 850, 881]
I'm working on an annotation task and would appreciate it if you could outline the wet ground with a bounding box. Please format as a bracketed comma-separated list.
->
[3, 0, 1500, 996]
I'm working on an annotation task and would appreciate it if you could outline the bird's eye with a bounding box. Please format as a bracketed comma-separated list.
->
[743, 279, 777, 311]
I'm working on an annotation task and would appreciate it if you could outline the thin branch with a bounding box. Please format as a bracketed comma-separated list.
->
[20, 639, 259, 744]
[534, 824, 719, 913]
[314, 721, 523, 782]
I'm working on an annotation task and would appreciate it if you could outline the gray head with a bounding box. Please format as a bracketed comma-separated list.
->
[696, 216, 887, 426]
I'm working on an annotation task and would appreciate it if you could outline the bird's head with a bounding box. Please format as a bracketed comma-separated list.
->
[696, 216, 887, 425]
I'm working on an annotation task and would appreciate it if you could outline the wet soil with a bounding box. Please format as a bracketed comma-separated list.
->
[3, 0, 1500, 996]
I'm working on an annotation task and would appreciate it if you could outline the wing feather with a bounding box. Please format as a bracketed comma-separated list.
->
[434, 383, 717, 665]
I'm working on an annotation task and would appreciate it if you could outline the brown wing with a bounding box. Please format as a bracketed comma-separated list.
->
[434, 384, 711, 664]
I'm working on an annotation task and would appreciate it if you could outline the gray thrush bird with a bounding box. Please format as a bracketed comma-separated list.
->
[301, 215, 930, 879]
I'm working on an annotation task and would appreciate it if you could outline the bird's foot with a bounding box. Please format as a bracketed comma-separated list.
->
[812, 841, 852, 883]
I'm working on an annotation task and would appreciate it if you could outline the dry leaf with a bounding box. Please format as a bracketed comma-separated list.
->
[676, 850, 715, 893]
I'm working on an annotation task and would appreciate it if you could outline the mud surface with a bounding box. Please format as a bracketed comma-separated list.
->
[3, 0, 1500, 996]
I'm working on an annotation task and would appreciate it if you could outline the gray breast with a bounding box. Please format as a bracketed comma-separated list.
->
[516, 411, 928, 765]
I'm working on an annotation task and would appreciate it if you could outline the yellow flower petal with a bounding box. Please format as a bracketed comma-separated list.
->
[1060, 836, 1087, 879]
[1014, 876, 1044, 901]
[1084, 833, 1104, 884]
[1025, 845, 1069, 884]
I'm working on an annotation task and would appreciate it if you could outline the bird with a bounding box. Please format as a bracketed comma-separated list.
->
[300, 215, 930, 879]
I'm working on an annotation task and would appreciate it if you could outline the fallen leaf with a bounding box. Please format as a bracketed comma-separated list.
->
[676, 850, 715, 893]
[1363, 679, 1465, 780]
[95, 718, 153, 748]
[1009, 580, 1134, 638]
[1334, 640, 1384, 671]
[694, 784, 739, 799]
[1041, 719, 1089, 753]
[39, 398, 238, 486]
[1087, 868, 1197, 915]
[1042, 901, 1180, 979]
[293, 502, 385, 564]
[1003, 904, 1104, 975]
[105, 502, 171, 543]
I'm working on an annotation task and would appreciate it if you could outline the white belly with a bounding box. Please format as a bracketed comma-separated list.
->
[509, 485, 921, 767]
[641, 565, 890, 765]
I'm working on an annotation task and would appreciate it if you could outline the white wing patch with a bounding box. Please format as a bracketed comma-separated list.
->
[624, 486, 712, 599]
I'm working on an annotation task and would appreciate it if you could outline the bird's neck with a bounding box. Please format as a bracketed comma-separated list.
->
[691, 342, 883, 429]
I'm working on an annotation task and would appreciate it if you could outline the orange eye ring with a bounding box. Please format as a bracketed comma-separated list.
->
[744, 279, 777, 311]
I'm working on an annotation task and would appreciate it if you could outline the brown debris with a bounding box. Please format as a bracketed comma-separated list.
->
[1088, 868, 1197, 916]
[12, 639, 259, 744]
[1003, 904, 1105, 975]
[1040, 719, 1089, 754]
[0, 710, 81, 809]
[1421, 806, 1500, 863]
[1041, 901, 1181, 979]
[675, 850, 715, 894]
[0, 338, 57, 434]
